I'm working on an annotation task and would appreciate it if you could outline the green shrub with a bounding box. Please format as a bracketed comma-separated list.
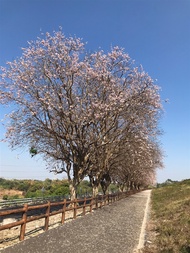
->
[2, 195, 8, 200]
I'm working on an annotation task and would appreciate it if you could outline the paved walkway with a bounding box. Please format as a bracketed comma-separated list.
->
[1, 190, 151, 253]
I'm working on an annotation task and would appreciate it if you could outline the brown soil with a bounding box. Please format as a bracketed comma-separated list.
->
[0, 189, 23, 199]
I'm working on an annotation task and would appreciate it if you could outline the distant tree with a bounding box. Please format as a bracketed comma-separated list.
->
[110, 131, 163, 191]
[43, 178, 52, 190]
[53, 186, 69, 196]
[17, 182, 30, 192]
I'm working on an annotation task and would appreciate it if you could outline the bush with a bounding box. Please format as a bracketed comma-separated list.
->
[53, 186, 70, 196]
[8, 195, 20, 200]
[3, 195, 8, 200]
[17, 182, 30, 192]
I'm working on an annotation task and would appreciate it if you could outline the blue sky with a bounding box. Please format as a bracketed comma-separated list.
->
[0, 0, 189, 182]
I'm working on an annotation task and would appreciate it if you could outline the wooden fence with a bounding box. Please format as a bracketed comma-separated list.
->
[0, 195, 69, 208]
[0, 191, 137, 242]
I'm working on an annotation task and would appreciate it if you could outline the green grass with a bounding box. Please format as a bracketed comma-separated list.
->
[145, 179, 190, 253]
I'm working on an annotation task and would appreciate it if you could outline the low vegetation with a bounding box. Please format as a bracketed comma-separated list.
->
[144, 179, 190, 253]
[0, 178, 118, 200]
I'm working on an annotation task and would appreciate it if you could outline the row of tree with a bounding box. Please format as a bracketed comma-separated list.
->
[0, 30, 163, 200]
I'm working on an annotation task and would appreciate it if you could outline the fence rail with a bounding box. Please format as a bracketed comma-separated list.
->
[0, 190, 138, 242]
[0, 195, 69, 208]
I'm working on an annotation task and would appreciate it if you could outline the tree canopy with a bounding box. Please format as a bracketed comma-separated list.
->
[0, 30, 163, 199]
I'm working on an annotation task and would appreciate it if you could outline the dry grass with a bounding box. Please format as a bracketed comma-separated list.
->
[143, 179, 190, 253]
[0, 189, 23, 199]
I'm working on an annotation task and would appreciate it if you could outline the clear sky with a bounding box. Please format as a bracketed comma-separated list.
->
[0, 0, 190, 183]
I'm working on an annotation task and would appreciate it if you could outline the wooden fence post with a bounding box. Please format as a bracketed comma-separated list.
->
[44, 201, 50, 231]
[20, 204, 28, 241]
[83, 197, 86, 216]
[61, 199, 67, 224]
[90, 198, 93, 213]
[100, 195, 103, 208]
[95, 196, 98, 209]
[104, 195, 107, 206]
[73, 199, 77, 219]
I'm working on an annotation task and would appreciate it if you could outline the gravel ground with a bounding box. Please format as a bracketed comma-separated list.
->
[0, 190, 151, 253]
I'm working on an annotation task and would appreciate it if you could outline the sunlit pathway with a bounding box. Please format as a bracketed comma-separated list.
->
[1, 190, 151, 253]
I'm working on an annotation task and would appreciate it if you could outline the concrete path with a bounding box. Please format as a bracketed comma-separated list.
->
[1, 190, 151, 253]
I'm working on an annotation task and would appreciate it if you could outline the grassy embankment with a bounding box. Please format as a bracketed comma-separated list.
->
[144, 179, 190, 253]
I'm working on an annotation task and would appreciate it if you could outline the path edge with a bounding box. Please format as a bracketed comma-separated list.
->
[136, 189, 152, 251]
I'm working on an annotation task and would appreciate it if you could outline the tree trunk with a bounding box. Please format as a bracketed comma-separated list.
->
[69, 182, 77, 201]
[101, 185, 107, 195]
[118, 185, 124, 192]
[100, 173, 111, 195]
[88, 174, 100, 197]
[130, 181, 134, 190]
[92, 186, 99, 197]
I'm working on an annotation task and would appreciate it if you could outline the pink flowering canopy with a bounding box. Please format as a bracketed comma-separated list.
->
[0, 30, 163, 196]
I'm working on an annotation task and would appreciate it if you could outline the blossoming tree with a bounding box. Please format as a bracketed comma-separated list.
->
[0, 30, 163, 199]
